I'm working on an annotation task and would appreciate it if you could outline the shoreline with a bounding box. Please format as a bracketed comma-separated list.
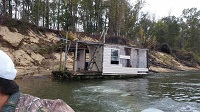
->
[15, 65, 200, 80]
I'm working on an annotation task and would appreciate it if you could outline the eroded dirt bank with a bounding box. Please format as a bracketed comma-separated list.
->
[0, 18, 199, 78]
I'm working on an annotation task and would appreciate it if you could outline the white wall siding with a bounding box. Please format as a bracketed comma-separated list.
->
[102, 47, 112, 67]
[119, 46, 127, 67]
[139, 50, 147, 68]
[102, 46, 148, 75]
[131, 49, 138, 68]
[77, 49, 85, 70]
[103, 67, 148, 75]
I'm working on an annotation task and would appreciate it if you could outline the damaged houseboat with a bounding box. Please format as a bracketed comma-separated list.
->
[71, 40, 148, 76]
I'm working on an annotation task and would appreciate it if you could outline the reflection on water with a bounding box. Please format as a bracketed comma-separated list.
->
[15, 71, 200, 112]
[148, 71, 200, 104]
[73, 79, 149, 112]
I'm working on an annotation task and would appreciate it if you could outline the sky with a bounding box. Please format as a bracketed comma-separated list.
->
[130, 0, 200, 20]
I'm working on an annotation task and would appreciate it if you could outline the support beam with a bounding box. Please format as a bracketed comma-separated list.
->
[74, 41, 78, 74]
[64, 31, 68, 70]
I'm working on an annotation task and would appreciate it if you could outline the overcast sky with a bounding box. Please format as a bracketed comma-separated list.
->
[130, 0, 200, 19]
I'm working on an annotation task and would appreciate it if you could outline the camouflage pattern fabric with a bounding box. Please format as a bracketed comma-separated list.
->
[15, 93, 74, 112]
[2, 92, 74, 112]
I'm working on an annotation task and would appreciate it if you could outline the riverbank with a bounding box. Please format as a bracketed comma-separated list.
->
[148, 51, 200, 73]
[0, 17, 199, 78]
[150, 65, 199, 73]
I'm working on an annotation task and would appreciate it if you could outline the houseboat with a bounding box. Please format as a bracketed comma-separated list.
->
[72, 40, 148, 76]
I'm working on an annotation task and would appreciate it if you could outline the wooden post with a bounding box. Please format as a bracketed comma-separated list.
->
[136, 49, 139, 68]
[52, 45, 55, 71]
[146, 50, 149, 69]
[103, 28, 108, 43]
[101, 45, 104, 72]
[64, 31, 68, 71]
[74, 41, 78, 74]
[59, 46, 62, 71]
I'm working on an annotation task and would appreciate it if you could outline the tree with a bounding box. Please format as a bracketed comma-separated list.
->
[182, 8, 200, 53]
[8, 0, 12, 18]
[162, 16, 180, 48]
[153, 20, 168, 44]
[45, 0, 49, 28]
[79, 0, 95, 33]
[134, 13, 155, 47]
[178, 18, 187, 50]
[66, 0, 79, 32]
[59, 1, 72, 30]
[49, 0, 57, 29]
[57, 0, 61, 30]
[2, 0, 7, 16]
[153, 16, 180, 49]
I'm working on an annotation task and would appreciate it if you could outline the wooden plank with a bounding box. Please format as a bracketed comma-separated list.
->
[120, 55, 130, 59]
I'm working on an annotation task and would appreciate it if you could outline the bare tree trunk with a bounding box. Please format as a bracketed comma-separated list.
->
[42, 1, 45, 27]
[45, 0, 49, 28]
[2, 0, 6, 16]
[38, 0, 40, 26]
[27, 0, 30, 22]
[8, 0, 12, 18]
[14, 0, 18, 19]
[57, 0, 61, 30]
[22, 0, 25, 20]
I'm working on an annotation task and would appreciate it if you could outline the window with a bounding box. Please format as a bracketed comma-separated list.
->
[77, 51, 80, 61]
[111, 49, 119, 64]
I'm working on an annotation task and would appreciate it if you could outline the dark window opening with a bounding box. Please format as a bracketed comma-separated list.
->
[111, 60, 119, 64]
[77, 51, 80, 61]
[111, 49, 119, 64]
[125, 48, 131, 55]
[126, 59, 132, 67]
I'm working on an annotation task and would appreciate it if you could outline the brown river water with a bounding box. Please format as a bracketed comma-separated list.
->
[15, 71, 200, 112]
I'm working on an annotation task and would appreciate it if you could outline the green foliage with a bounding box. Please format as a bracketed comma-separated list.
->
[2, 0, 200, 62]
[59, 5, 73, 30]
[0, 0, 144, 36]
[132, 13, 156, 48]
[193, 54, 200, 64]
[0, 16, 34, 35]
[37, 45, 54, 55]
[181, 8, 200, 53]
[153, 16, 180, 48]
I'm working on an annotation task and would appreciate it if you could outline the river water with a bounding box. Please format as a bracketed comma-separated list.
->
[15, 71, 200, 112]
